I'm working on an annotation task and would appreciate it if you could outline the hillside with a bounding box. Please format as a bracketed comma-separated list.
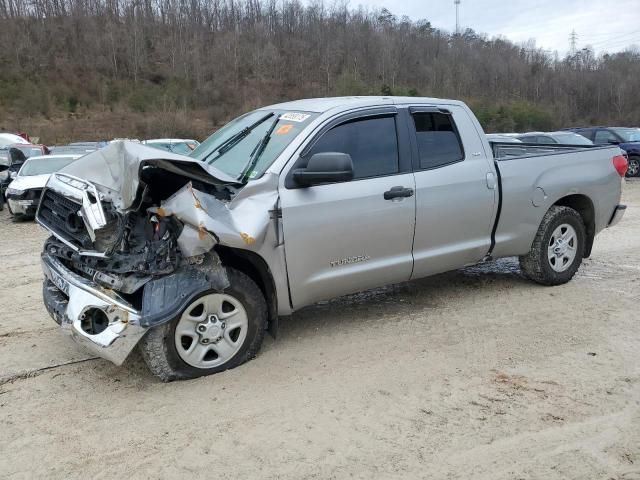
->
[1, 1, 639, 143]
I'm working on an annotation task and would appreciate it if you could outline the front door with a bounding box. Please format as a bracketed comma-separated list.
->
[279, 110, 416, 309]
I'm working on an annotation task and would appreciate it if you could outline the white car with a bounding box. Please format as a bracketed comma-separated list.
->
[0, 133, 29, 147]
[143, 138, 200, 155]
[5, 154, 81, 218]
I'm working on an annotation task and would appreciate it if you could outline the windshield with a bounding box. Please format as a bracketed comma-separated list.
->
[612, 128, 640, 143]
[190, 109, 318, 180]
[552, 133, 593, 145]
[19, 156, 77, 176]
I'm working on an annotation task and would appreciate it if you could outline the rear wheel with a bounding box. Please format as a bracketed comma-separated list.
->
[626, 156, 639, 178]
[519, 206, 586, 286]
[139, 268, 267, 382]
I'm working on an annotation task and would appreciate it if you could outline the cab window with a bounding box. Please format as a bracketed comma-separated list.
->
[306, 116, 399, 179]
[411, 112, 464, 169]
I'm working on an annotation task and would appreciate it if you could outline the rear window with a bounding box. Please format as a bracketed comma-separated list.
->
[412, 112, 464, 169]
[552, 133, 593, 145]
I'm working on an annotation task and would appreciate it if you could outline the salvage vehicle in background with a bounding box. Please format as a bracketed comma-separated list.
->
[50, 141, 106, 155]
[36, 97, 627, 381]
[8, 143, 51, 158]
[485, 134, 522, 143]
[6, 154, 81, 219]
[567, 127, 640, 177]
[0, 147, 29, 206]
[143, 138, 200, 155]
[516, 131, 594, 146]
[0, 133, 30, 147]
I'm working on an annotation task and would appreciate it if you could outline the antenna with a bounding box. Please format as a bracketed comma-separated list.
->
[454, 0, 461, 35]
[569, 29, 578, 53]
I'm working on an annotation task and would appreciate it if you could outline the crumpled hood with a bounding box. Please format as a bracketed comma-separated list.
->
[8, 174, 51, 191]
[58, 140, 238, 209]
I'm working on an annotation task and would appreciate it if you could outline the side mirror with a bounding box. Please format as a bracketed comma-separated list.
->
[608, 139, 620, 145]
[293, 152, 354, 187]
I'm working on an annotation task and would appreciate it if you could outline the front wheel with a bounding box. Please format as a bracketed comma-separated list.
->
[519, 206, 586, 286]
[626, 156, 640, 178]
[139, 268, 267, 382]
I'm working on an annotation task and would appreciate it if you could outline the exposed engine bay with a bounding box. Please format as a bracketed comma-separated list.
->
[36, 141, 278, 308]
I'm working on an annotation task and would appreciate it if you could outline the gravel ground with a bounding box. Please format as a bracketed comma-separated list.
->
[0, 180, 639, 479]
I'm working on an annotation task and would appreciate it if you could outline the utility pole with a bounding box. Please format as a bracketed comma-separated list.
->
[454, 0, 461, 35]
[569, 29, 578, 54]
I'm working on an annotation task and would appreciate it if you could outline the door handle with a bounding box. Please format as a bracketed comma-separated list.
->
[384, 186, 414, 200]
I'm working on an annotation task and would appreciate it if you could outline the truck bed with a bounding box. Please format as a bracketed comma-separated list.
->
[488, 142, 623, 259]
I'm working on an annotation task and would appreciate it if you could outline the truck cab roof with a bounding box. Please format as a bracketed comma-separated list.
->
[262, 96, 465, 114]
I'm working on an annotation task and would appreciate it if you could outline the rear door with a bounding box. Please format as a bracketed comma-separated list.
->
[279, 108, 416, 308]
[408, 105, 497, 279]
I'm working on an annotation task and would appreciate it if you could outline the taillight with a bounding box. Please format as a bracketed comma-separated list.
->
[613, 155, 628, 177]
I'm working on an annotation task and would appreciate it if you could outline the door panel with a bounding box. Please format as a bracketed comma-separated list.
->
[280, 174, 416, 308]
[409, 106, 496, 279]
[279, 111, 416, 309]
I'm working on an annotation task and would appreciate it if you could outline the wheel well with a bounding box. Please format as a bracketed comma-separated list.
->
[553, 194, 595, 257]
[214, 246, 278, 336]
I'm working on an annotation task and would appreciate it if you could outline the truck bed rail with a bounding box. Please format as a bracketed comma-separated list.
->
[490, 142, 597, 160]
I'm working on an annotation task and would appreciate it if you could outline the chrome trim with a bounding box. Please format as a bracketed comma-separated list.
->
[55, 173, 108, 240]
[36, 177, 109, 257]
[42, 254, 137, 314]
[41, 253, 146, 365]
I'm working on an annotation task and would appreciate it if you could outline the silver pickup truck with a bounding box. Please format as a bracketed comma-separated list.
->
[36, 97, 628, 381]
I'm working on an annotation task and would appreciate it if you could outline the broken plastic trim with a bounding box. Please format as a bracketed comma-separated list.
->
[140, 254, 230, 328]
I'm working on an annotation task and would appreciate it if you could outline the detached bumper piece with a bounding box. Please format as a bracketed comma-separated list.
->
[608, 204, 626, 228]
[41, 253, 147, 365]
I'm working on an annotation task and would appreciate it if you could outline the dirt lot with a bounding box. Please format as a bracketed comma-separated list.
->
[0, 181, 639, 479]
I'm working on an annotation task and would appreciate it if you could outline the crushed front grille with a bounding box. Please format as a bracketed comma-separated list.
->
[38, 189, 93, 249]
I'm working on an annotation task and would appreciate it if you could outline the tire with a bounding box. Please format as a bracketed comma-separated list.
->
[139, 268, 267, 382]
[519, 206, 586, 286]
[626, 156, 640, 178]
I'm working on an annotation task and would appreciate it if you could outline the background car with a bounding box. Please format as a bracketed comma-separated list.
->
[5, 154, 81, 219]
[143, 138, 200, 155]
[486, 134, 523, 143]
[566, 127, 640, 177]
[516, 131, 594, 145]
[0, 133, 30, 147]
[0, 147, 29, 202]
[4, 143, 51, 159]
[50, 141, 106, 155]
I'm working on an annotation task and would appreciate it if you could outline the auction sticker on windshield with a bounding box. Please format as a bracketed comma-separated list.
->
[280, 112, 311, 122]
[276, 124, 294, 135]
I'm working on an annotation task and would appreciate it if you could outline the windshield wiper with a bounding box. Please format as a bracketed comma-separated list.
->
[237, 115, 281, 183]
[202, 112, 275, 164]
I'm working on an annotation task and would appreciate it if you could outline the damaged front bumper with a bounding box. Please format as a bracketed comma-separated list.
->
[41, 253, 146, 365]
[7, 197, 38, 216]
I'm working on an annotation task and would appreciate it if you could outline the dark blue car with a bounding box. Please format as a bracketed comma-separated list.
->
[567, 127, 640, 177]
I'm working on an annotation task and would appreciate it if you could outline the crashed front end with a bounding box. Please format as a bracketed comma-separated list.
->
[37, 141, 276, 365]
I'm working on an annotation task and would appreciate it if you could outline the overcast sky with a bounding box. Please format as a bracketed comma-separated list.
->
[339, 0, 640, 55]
